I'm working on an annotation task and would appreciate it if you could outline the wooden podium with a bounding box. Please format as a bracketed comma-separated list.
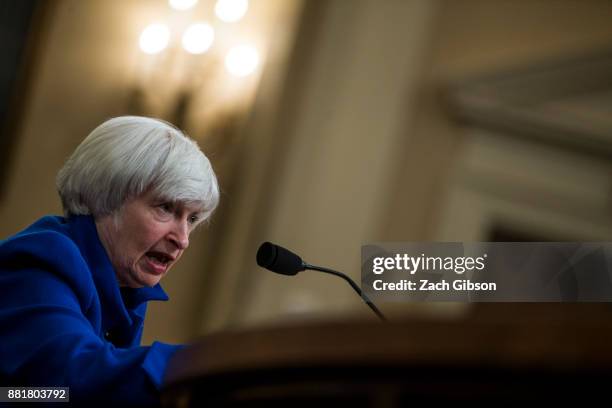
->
[162, 305, 612, 407]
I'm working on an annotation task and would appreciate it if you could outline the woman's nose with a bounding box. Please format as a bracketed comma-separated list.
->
[169, 221, 190, 250]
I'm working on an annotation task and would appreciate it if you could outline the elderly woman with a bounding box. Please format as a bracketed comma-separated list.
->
[0, 116, 219, 405]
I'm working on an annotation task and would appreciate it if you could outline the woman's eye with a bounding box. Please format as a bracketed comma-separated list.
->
[188, 215, 199, 225]
[158, 203, 173, 213]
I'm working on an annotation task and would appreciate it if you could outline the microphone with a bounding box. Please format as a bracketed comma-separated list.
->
[256, 242, 386, 321]
[256, 241, 305, 275]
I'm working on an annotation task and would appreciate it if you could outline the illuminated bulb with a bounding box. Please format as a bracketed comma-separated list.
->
[139, 23, 170, 54]
[215, 0, 249, 23]
[169, 0, 198, 11]
[225, 45, 259, 77]
[182, 23, 214, 54]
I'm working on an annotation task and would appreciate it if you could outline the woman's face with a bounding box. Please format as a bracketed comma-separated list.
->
[95, 190, 203, 288]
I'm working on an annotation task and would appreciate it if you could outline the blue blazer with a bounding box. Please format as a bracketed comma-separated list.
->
[0, 215, 183, 406]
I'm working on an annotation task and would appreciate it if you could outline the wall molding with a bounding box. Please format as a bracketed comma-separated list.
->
[446, 50, 612, 158]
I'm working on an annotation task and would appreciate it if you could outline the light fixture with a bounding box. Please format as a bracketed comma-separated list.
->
[182, 23, 215, 54]
[214, 0, 249, 23]
[225, 45, 259, 77]
[139, 23, 170, 55]
[169, 0, 198, 11]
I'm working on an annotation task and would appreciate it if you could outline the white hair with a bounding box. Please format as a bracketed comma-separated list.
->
[56, 116, 219, 222]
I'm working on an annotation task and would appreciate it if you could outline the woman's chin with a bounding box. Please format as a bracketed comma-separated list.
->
[124, 264, 165, 288]
[138, 269, 164, 287]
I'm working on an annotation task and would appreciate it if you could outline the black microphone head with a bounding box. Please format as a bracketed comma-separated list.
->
[256, 242, 305, 276]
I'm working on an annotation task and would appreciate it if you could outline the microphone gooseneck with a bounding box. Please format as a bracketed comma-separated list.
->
[256, 242, 386, 321]
[303, 262, 386, 322]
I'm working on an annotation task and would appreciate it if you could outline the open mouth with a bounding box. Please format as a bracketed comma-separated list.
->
[146, 251, 172, 266]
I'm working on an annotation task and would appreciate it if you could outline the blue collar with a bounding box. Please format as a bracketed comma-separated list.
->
[67, 215, 169, 328]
